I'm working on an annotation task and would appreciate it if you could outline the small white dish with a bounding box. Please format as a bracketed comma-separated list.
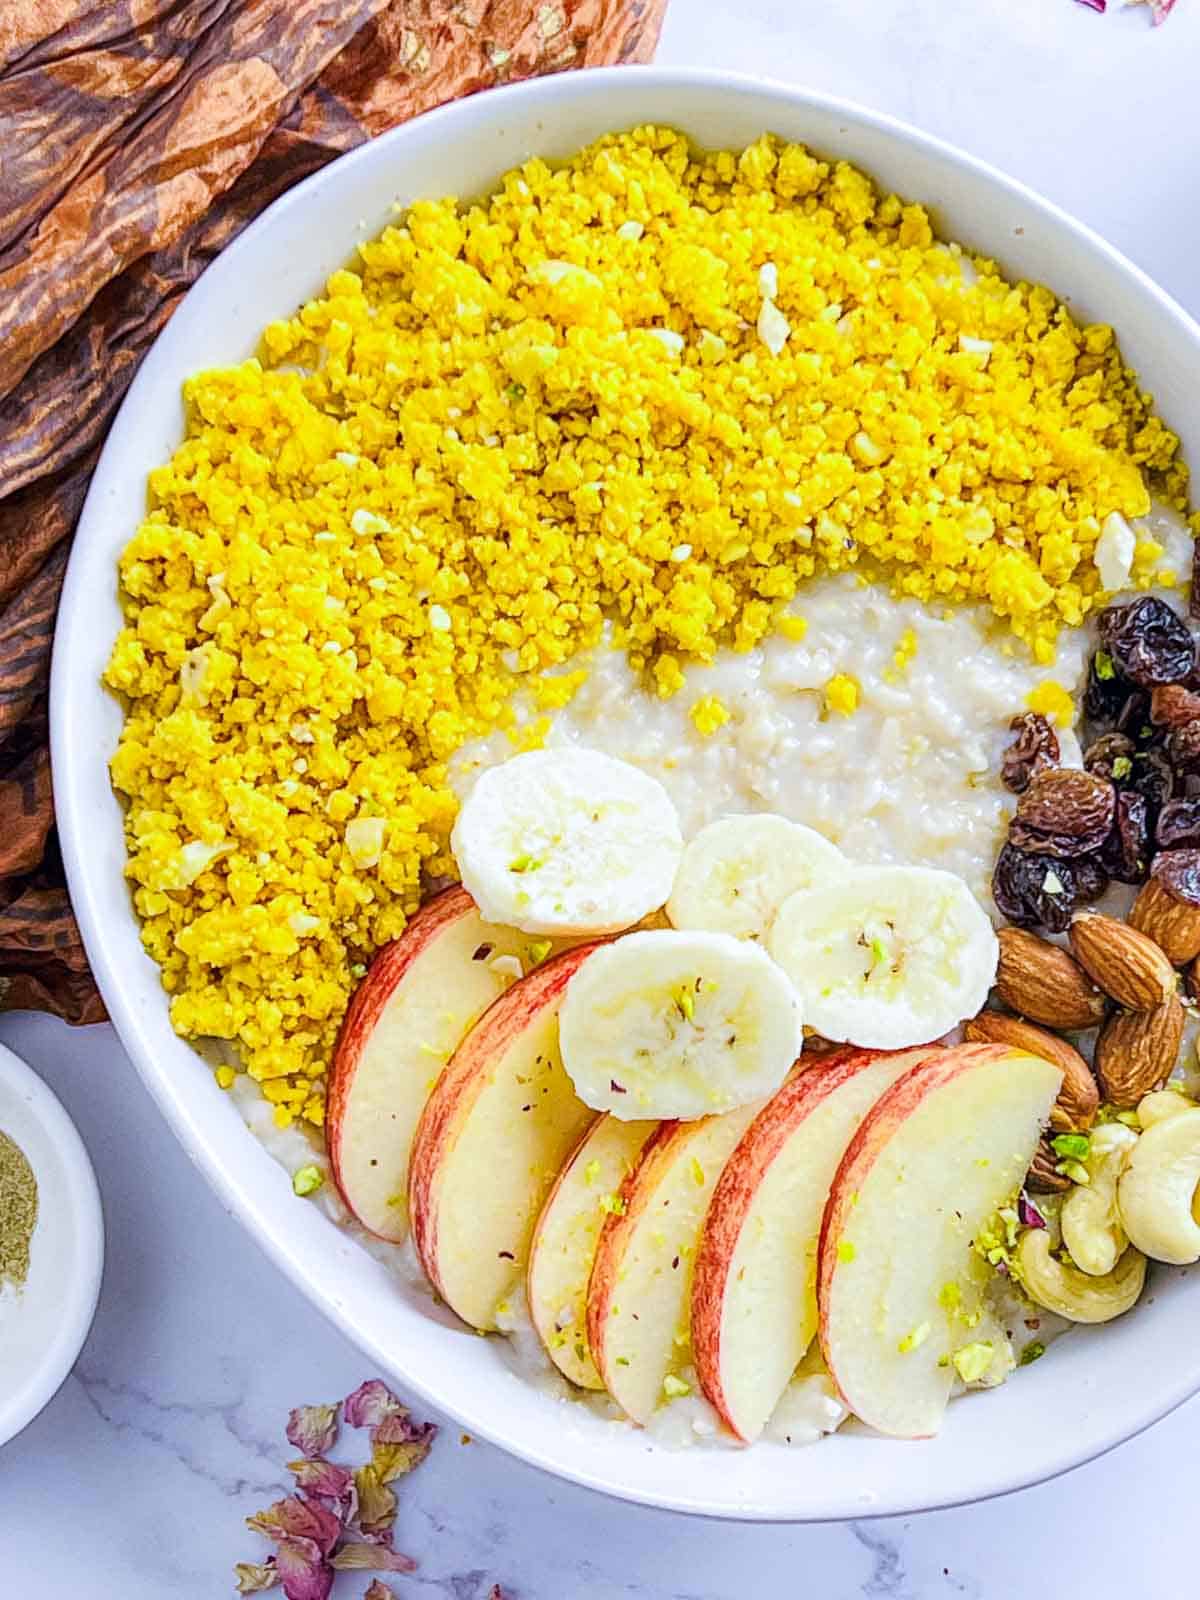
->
[0, 1042, 103, 1448]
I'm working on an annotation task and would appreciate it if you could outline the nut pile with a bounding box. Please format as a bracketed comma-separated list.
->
[971, 914, 1185, 1195]
[994, 597, 1200, 954]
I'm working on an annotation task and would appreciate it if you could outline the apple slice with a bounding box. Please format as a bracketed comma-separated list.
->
[587, 1099, 766, 1424]
[327, 885, 555, 1241]
[527, 1114, 659, 1389]
[408, 943, 600, 1331]
[692, 1044, 939, 1443]
[817, 1042, 1061, 1439]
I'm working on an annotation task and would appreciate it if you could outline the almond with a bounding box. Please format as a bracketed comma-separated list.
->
[1129, 877, 1200, 966]
[994, 927, 1108, 1031]
[1025, 1136, 1071, 1195]
[1068, 912, 1177, 1011]
[964, 1012, 1098, 1131]
[1093, 994, 1185, 1109]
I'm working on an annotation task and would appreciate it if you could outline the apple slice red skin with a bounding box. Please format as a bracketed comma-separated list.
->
[326, 885, 479, 1235]
[815, 1040, 1037, 1431]
[691, 1044, 943, 1441]
[408, 940, 601, 1312]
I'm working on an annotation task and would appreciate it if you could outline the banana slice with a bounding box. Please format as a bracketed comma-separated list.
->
[667, 813, 844, 940]
[768, 866, 998, 1049]
[558, 928, 803, 1119]
[451, 748, 683, 936]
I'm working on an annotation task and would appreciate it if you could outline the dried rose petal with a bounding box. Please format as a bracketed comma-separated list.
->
[1074, 0, 1105, 10]
[372, 1411, 437, 1481]
[1133, 0, 1177, 21]
[274, 1536, 333, 1600]
[343, 1380, 406, 1431]
[330, 1544, 418, 1573]
[247, 1497, 341, 1558]
[1018, 1193, 1047, 1230]
[1152, 848, 1200, 907]
[353, 1464, 398, 1538]
[236, 1562, 280, 1595]
[286, 1404, 339, 1460]
[287, 1457, 355, 1503]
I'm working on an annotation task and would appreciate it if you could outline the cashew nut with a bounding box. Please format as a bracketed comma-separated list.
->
[1059, 1123, 1138, 1277]
[1136, 1089, 1196, 1131]
[1117, 1107, 1200, 1265]
[1015, 1229, 1146, 1323]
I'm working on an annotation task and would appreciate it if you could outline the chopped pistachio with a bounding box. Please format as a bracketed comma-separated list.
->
[292, 1165, 324, 1197]
[599, 1192, 626, 1215]
[663, 1374, 691, 1399]
[951, 1341, 994, 1383]
[1019, 1340, 1046, 1366]
[529, 939, 553, 966]
[583, 1158, 601, 1186]
[676, 988, 696, 1022]
[837, 1240, 856, 1264]
[1094, 650, 1116, 680]
[689, 1157, 705, 1187]
[1051, 1132, 1090, 1161]
[897, 1321, 931, 1354]
[1112, 755, 1133, 779]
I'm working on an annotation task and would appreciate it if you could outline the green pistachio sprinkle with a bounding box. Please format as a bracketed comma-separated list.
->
[837, 1240, 856, 1264]
[1019, 1341, 1046, 1366]
[1057, 1158, 1091, 1186]
[529, 939, 553, 965]
[1051, 1132, 1090, 1161]
[292, 1165, 324, 1197]
[509, 854, 542, 874]
[599, 1192, 626, 1215]
[952, 1342, 994, 1384]
[676, 988, 696, 1022]
[1112, 756, 1133, 779]
[1094, 651, 1116, 681]
[663, 1374, 691, 1398]
[897, 1321, 931, 1354]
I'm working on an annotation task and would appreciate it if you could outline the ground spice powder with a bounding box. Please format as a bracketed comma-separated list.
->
[0, 1129, 37, 1289]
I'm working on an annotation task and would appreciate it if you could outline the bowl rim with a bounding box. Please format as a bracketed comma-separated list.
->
[0, 1040, 104, 1449]
[50, 63, 1200, 1520]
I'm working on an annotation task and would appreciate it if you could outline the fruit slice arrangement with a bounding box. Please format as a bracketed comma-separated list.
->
[324, 747, 1068, 1443]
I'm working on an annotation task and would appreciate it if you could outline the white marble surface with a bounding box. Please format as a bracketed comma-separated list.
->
[4, 0, 1200, 1592]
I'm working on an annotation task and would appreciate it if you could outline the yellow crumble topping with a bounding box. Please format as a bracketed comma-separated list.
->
[105, 125, 1195, 1118]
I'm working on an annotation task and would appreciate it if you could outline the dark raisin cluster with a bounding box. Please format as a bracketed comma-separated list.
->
[994, 597, 1200, 932]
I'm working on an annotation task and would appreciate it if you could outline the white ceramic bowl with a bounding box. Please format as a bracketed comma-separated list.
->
[0, 1041, 103, 1447]
[51, 68, 1200, 1519]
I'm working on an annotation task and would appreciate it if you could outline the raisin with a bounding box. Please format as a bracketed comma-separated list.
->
[1114, 690, 1162, 748]
[1098, 791, 1151, 884]
[1152, 848, 1200, 908]
[1150, 683, 1200, 729]
[1072, 856, 1109, 903]
[1001, 712, 1060, 794]
[1126, 748, 1176, 814]
[1084, 732, 1136, 786]
[1083, 650, 1128, 724]
[1167, 720, 1200, 775]
[992, 843, 1076, 933]
[1097, 597, 1196, 688]
[1009, 769, 1116, 859]
[1157, 797, 1200, 852]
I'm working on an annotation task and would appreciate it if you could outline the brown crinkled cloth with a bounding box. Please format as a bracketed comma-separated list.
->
[0, 0, 667, 1027]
